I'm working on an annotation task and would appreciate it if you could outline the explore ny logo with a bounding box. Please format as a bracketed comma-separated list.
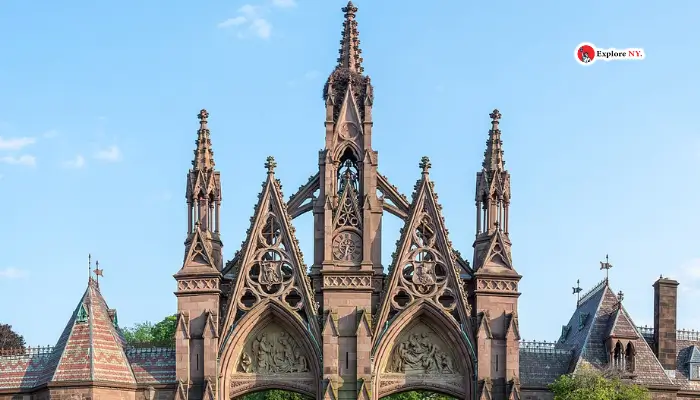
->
[575, 42, 645, 65]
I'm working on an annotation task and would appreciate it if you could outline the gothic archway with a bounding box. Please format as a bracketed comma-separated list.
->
[219, 300, 322, 399]
[373, 300, 475, 399]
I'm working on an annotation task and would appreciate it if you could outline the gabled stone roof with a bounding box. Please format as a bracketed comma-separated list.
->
[520, 280, 674, 389]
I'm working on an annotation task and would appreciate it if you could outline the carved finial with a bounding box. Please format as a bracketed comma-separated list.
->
[343, 1, 357, 18]
[265, 156, 277, 174]
[192, 108, 215, 170]
[419, 156, 431, 174]
[617, 290, 624, 303]
[482, 109, 505, 172]
[489, 109, 502, 122]
[337, 1, 363, 73]
[87, 253, 92, 282]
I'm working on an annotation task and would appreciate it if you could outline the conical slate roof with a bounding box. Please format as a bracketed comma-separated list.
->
[39, 279, 136, 385]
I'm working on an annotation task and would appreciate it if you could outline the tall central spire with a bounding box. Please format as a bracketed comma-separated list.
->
[337, 1, 363, 73]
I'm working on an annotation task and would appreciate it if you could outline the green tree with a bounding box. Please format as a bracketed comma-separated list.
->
[122, 315, 176, 347]
[549, 366, 650, 400]
[151, 315, 177, 347]
[0, 323, 26, 351]
[239, 390, 310, 400]
[383, 391, 454, 400]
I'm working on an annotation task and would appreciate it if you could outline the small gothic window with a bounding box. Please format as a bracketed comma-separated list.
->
[613, 341, 625, 370]
[578, 313, 589, 331]
[693, 364, 700, 381]
[76, 303, 88, 323]
[625, 342, 636, 373]
[559, 325, 571, 343]
[687, 345, 700, 380]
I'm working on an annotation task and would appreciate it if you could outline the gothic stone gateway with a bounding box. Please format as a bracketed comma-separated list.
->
[175, 3, 520, 400]
[4, 3, 699, 400]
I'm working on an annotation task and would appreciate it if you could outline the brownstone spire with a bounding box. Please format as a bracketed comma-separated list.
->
[192, 109, 215, 171]
[482, 109, 505, 173]
[337, 1, 363, 73]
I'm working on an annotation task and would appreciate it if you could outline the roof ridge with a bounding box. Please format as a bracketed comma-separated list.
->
[578, 278, 607, 307]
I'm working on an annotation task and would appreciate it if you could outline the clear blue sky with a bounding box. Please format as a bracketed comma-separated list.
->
[1, 0, 699, 347]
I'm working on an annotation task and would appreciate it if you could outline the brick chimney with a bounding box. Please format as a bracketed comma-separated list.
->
[653, 277, 679, 371]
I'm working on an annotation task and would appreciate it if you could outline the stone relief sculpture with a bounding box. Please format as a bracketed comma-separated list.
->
[386, 332, 457, 374]
[238, 330, 309, 374]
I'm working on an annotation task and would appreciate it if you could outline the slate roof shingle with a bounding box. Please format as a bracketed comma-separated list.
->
[0, 279, 176, 390]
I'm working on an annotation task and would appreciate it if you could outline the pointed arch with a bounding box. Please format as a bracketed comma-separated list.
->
[218, 299, 321, 399]
[372, 299, 475, 399]
[333, 141, 362, 164]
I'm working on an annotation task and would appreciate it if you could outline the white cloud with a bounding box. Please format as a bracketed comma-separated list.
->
[239, 4, 260, 17]
[251, 19, 272, 39]
[0, 155, 36, 166]
[43, 130, 59, 139]
[272, 0, 296, 8]
[63, 154, 86, 169]
[218, 4, 273, 40]
[0, 267, 28, 279]
[94, 145, 121, 162]
[218, 16, 247, 28]
[0, 136, 36, 151]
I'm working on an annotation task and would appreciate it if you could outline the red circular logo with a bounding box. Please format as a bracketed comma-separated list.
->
[577, 44, 595, 64]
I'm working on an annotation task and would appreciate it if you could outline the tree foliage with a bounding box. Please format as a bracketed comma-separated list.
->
[549, 367, 650, 400]
[121, 315, 176, 347]
[239, 390, 310, 400]
[0, 323, 26, 350]
[383, 391, 455, 400]
[237, 390, 452, 400]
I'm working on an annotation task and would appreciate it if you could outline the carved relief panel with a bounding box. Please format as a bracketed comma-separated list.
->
[236, 323, 311, 374]
[384, 323, 460, 375]
[378, 322, 466, 398]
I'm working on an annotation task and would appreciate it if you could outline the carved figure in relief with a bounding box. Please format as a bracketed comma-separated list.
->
[238, 331, 310, 374]
[240, 352, 253, 373]
[387, 332, 456, 374]
[260, 259, 283, 287]
[413, 260, 437, 286]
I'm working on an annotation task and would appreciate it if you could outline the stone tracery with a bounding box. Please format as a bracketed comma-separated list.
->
[235, 207, 305, 314]
[332, 159, 363, 263]
[387, 202, 457, 318]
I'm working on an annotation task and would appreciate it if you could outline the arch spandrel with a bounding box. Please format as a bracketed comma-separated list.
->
[373, 303, 475, 399]
[219, 301, 321, 399]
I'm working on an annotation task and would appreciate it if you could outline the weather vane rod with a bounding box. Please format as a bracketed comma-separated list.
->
[572, 279, 583, 307]
[600, 254, 613, 282]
